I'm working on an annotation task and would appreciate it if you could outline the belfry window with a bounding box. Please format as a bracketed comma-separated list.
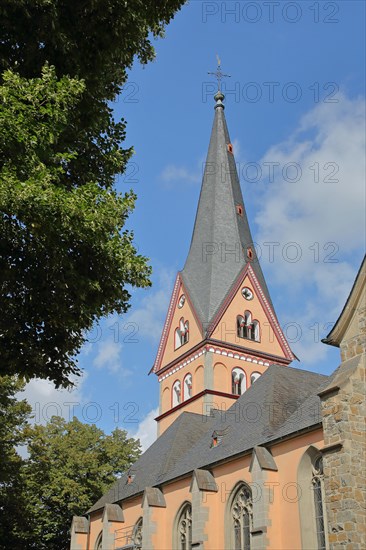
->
[172, 380, 182, 407]
[175, 318, 189, 349]
[250, 372, 261, 385]
[232, 367, 246, 395]
[312, 456, 326, 550]
[237, 312, 260, 342]
[231, 484, 253, 550]
[177, 503, 192, 550]
[183, 373, 192, 400]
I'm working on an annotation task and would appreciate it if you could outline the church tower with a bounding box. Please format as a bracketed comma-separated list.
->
[152, 90, 295, 435]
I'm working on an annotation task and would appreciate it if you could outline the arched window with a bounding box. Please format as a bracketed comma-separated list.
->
[251, 320, 260, 341]
[176, 503, 192, 550]
[244, 311, 252, 339]
[237, 315, 245, 338]
[183, 373, 192, 401]
[231, 484, 253, 550]
[298, 447, 328, 550]
[232, 368, 246, 395]
[172, 380, 181, 407]
[175, 318, 189, 349]
[132, 518, 143, 549]
[95, 532, 103, 550]
[312, 456, 326, 550]
[250, 372, 261, 385]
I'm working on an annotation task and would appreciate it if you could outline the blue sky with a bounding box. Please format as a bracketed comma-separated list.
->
[24, 1, 365, 450]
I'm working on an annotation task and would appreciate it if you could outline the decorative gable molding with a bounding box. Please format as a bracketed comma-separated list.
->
[151, 274, 202, 375]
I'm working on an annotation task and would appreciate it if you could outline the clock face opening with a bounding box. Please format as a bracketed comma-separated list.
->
[241, 287, 254, 301]
[178, 295, 186, 308]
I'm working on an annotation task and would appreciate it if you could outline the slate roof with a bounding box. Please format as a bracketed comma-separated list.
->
[88, 364, 328, 514]
[88, 411, 214, 514]
[181, 95, 274, 332]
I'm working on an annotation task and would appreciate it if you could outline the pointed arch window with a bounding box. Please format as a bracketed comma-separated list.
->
[172, 380, 182, 407]
[231, 484, 253, 550]
[177, 503, 192, 550]
[298, 448, 328, 550]
[250, 372, 261, 385]
[183, 373, 192, 401]
[95, 532, 103, 550]
[312, 456, 326, 550]
[237, 311, 260, 342]
[132, 518, 143, 549]
[175, 318, 189, 349]
[232, 368, 246, 395]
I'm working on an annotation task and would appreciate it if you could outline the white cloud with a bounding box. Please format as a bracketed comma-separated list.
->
[256, 94, 365, 271]
[160, 164, 202, 187]
[19, 373, 88, 427]
[93, 338, 123, 374]
[253, 94, 365, 366]
[129, 407, 159, 452]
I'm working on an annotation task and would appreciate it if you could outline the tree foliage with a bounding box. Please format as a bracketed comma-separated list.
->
[0, 0, 186, 386]
[0, 413, 141, 550]
[0, 376, 32, 548]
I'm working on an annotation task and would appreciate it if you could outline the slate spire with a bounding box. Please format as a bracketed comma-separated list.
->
[181, 91, 273, 331]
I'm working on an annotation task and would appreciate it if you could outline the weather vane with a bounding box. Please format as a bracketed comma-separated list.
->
[208, 54, 231, 92]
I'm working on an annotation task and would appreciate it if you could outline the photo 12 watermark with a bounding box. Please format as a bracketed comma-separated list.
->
[201, 2, 340, 24]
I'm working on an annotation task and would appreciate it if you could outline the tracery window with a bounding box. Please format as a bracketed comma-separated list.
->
[177, 503, 192, 550]
[172, 380, 182, 407]
[175, 318, 189, 349]
[95, 532, 103, 550]
[132, 518, 143, 549]
[312, 456, 326, 550]
[232, 368, 246, 395]
[298, 446, 328, 550]
[231, 484, 253, 550]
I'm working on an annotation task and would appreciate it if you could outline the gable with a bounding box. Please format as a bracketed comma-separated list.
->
[152, 274, 203, 374]
[208, 264, 294, 361]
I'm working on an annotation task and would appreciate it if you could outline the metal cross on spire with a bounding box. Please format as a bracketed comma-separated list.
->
[208, 54, 231, 91]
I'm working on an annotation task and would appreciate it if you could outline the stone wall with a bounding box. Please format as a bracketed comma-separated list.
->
[319, 353, 365, 549]
[340, 303, 366, 362]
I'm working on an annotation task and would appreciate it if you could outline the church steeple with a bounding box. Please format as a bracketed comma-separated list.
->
[152, 86, 294, 435]
[181, 91, 273, 331]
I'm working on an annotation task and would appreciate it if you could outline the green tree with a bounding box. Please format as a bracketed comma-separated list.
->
[0, 0, 186, 386]
[0, 66, 151, 386]
[0, 0, 186, 188]
[0, 376, 32, 548]
[19, 416, 141, 550]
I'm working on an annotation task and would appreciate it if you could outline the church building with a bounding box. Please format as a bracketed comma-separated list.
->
[70, 88, 366, 550]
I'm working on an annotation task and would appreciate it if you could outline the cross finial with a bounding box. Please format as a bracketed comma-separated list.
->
[208, 55, 231, 92]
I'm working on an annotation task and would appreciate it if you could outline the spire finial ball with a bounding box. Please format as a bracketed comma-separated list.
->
[214, 90, 225, 102]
